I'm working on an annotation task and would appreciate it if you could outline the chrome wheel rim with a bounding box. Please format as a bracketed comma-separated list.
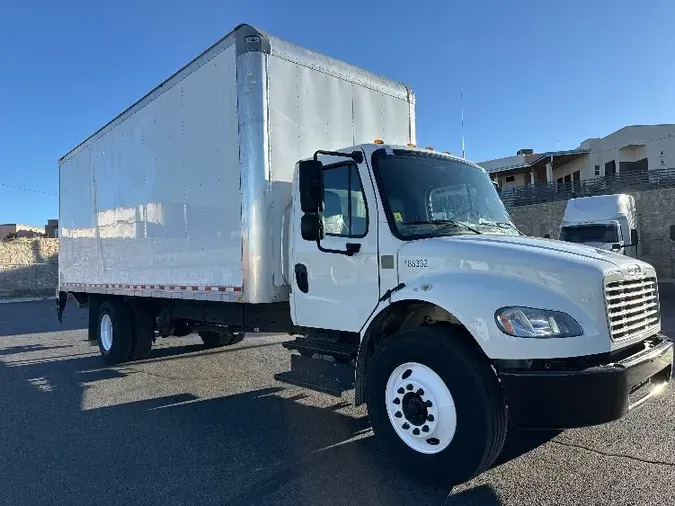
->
[100, 314, 113, 352]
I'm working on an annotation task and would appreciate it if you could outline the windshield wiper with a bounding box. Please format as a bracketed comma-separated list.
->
[402, 220, 482, 234]
[476, 219, 522, 234]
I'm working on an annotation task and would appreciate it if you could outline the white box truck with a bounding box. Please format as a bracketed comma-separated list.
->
[560, 194, 639, 256]
[57, 24, 672, 486]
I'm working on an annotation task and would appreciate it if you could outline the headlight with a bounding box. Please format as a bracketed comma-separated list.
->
[495, 307, 583, 338]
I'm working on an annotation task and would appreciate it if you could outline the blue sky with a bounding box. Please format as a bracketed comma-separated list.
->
[1, 0, 673, 226]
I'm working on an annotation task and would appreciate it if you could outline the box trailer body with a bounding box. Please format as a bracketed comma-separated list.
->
[57, 24, 672, 487]
[559, 194, 638, 257]
[59, 25, 415, 304]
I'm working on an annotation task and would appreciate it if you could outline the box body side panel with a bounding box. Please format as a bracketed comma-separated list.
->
[59, 45, 242, 293]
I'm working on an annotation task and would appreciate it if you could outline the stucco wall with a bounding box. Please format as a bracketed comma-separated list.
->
[0, 239, 58, 298]
[507, 187, 675, 277]
[552, 155, 590, 181]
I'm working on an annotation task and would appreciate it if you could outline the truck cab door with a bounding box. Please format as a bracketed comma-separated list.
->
[290, 152, 380, 332]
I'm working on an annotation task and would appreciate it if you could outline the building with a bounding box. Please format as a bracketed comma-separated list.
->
[480, 124, 675, 191]
[0, 220, 59, 239]
[0, 224, 45, 239]
[45, 219, 58, 238]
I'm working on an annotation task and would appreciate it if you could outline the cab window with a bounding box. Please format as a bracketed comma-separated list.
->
[322, 163, 368, 238]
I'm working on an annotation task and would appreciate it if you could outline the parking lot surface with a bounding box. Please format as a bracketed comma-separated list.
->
[0, 299, 673, 505]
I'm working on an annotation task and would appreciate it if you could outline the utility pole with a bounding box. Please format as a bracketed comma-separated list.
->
[461, 88, 465, 159]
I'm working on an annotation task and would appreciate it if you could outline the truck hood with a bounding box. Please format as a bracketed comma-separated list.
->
[446, 235, 627, 266]
[396, 233, 652, 288]
[394, 233, 658, 360]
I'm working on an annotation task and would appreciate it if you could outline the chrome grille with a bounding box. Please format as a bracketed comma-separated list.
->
[605, 276, 659, 341]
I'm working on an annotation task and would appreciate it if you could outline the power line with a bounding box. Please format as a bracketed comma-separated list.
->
[0, 183, 57, 196]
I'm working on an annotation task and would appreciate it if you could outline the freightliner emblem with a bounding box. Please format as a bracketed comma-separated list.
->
[626, 264, 641, 276]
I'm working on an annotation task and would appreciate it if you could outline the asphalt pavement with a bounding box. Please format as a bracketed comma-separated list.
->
[0, 298, 674, 505]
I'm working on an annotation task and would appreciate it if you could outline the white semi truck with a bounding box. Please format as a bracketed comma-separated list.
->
[560, 194, 639, 256]
[57, 24, 673, 486]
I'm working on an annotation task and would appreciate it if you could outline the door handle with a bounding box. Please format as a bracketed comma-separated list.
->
[345, 243, 361, 256]
[295, 264, 309, 293]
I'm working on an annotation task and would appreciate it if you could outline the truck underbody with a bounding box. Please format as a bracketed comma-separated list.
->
[59, 290, 673, 432]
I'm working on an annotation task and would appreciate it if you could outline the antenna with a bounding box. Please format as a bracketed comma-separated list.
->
[460, 88, 465, 159]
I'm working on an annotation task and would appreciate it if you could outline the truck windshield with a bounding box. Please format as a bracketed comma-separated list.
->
[373, 150, 518, 239]
[560, 225, 619, 244]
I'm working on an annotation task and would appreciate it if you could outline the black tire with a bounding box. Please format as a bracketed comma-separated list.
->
[97, 299, 134, 364]
[198, 330, 245, 348]
[129, 302, 154, 361]
[366, 326, 507, 487]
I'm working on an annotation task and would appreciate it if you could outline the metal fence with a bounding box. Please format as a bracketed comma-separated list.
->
[500, 168, 675, 208]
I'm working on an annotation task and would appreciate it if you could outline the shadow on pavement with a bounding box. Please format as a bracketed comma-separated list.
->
[0, 343, 73, 356]
[134, 340, 279, 363]
[494, 428, 561, 468]
[0, 298, 87, 337]
[0, 302, 585, 505]
[0, 300, 572, 505]
[0, 339, 519, 506]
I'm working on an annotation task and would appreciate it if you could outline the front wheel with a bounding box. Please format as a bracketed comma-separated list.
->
[366, 326, 507, 487]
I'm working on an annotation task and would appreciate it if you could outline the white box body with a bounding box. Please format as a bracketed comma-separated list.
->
[59, 25, 415, 303]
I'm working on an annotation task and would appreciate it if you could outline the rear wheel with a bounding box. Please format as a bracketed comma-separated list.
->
[129, 302, 154, 361]
[366, 326, 507, 487]
[97, 299, 134, 364]
[199, 330, 245, 348]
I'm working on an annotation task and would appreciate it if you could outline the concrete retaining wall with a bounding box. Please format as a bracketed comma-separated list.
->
[0, 239, 58, 298]
[508, 187, 675, 277]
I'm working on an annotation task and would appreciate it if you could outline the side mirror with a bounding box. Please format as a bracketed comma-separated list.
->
[492, 179, 500, 192]
[630, 229, 638, 246]
[299, 159, 324, 213]
[301, 213, 324, 241]
[611, 243, 621, 252]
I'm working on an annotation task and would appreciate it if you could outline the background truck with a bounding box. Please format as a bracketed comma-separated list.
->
[57, 24, 673, 486]
[559, 194, 639, 256]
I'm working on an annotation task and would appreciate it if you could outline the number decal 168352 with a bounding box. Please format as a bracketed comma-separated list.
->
[403, 259, 428, 268]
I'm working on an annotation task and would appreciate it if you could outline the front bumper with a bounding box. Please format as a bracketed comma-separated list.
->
[499, 334, 673, 429]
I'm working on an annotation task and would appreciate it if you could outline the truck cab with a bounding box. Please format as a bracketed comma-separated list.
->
[282, 142, 671, 484]
[559, 194, 638, 257]
[287, 143, 520, 332]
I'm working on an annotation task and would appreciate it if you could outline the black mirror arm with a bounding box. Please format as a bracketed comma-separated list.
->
[316, 239, 361, 256]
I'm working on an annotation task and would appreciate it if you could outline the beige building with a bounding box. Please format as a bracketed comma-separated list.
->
[0, 224, 45, 239]
[480, 124, 675, 191]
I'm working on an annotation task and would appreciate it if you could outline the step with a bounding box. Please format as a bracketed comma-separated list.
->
[274, 354, 355, 397]
[281, 337, 359, 362]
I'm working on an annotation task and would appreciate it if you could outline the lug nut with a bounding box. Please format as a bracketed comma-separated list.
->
[397, 387, 405, 394]
[427, 414, 435, 422]
[402, 422, 410, 430]
[412, 428, 420, 435]
[424, 400, 433, 408]
[394, 411, 402, 418]
[416, 388, 424, 396]
[406, 384, 413, 390]
[393, 397, 401, 405]
[422, 425, 429, 433]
